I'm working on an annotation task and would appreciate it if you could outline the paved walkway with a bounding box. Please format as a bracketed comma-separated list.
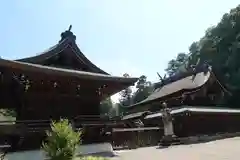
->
[111, 137, 240, 160]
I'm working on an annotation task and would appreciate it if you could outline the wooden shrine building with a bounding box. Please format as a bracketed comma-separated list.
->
[126, 64, 227, 114]
[120, 64, 240, 141]
[0, 27, 138, 149]
[0, 27, 138, 121]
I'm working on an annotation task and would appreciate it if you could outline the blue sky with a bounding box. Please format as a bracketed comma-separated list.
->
[1, 0, 240, 102]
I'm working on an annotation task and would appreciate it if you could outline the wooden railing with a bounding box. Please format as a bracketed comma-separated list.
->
[0, 117, 164, 150]
[0, 116, 125, 136]
[112, 127, 163, 149]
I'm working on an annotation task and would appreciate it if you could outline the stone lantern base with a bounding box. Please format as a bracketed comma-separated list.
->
[159, 135, 179, 146]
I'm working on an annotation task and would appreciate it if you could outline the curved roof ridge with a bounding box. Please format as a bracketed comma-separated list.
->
[15, 31, 109, 75]
[15, 38, 70, 63]
[67, 42, 109, 75]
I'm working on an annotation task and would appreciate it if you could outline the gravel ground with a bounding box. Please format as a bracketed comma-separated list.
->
[4, 137, 240, 160]
[111, 137, 240, 160]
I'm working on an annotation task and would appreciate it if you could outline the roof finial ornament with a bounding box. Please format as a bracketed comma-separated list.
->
[68, 25, 72, 31]
[59, 25, 76, 42]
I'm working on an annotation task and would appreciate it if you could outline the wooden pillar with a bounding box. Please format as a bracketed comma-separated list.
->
[11, 74, 26, 121]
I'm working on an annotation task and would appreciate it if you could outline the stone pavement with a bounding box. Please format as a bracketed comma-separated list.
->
[111, 137, 240, 160]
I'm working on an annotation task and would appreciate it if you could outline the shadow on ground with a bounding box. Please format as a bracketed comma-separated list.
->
[156, 146, 170, 149]
[83, 152, 119, 158]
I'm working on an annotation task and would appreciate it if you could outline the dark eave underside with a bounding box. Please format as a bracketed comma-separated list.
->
[0, 58, 138, 83]
[130, 71, 211, 107]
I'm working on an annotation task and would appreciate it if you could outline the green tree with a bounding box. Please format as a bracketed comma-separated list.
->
[119, 73, 133, 106]
[165, 53, 189, 76]
[133, 75, 153, 103]
[99, 98, 113, 116]
[185, 5, 240, 106]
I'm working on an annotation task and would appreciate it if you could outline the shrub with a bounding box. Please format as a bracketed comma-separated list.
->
[42, 119, 81, 160]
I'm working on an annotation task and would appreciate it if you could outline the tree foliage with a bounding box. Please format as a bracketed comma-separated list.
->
[165, 4, 240, 106]
[116, 74, 154, 115]
[133, 75, 154, 104]
[99, 98, 113, 116]
[165, 53, 189, 76]
[119, 73, 133, 106]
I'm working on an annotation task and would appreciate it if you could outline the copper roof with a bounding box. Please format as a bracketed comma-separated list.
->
[131, 71, 211, 107]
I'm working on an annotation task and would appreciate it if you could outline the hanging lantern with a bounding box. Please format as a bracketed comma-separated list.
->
[77, 85, 81, 90]
[20, 74, 25, 79]
[25, 79, 30, 91]
[76, 85, 81, 96]
[97, 87, 102, 95]
[54, 82, 58, 88]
